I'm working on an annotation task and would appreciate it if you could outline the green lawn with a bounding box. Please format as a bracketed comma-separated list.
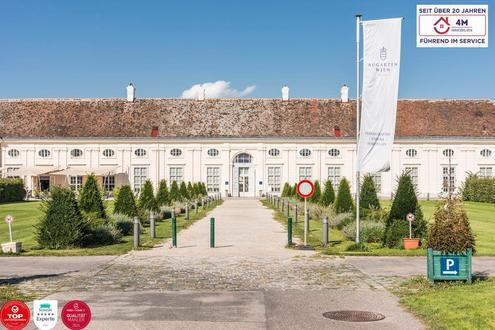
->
[395, 277, 495, 329]
[0, 200, 221, 256]
[0, 285, 35, 305]
[263, 199, 495, 256]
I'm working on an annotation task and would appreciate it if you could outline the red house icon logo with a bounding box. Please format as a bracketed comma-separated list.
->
[433, 17, 450, 35]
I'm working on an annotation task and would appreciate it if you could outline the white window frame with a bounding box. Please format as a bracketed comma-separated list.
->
[169, 167, 184, 185]
[170, 148, 183, 157]
[207, 148, 219, 157]
[70, 175, 83, 191]
[405, 167, 419, 190]
[206, 167, 220, 192]
[372, 173, 382, 193]
[102, 149, 115, 158]
[7, 149, 20, 158]
[299, 166, 312, 181]
[328, 166, 341, 188]
[299, 148, 312, 157]
[268, 148, 280, 157]
[328, 149, 340, 157]
[267, 166, 282, 192]
[405, 149, 418, 158]
[442, 166, 456, 193]
[480, 149, 492, 158]
[103, 175, 115, 193]
[479, 167, 493, 178]
[38, 149, 51, 158]
[133, 167, 148, 193]
[134, 148, 147, 157]
[70, 149, 83, 158]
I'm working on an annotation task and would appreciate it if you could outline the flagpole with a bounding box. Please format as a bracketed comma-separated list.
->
[355, 14, 362, 244]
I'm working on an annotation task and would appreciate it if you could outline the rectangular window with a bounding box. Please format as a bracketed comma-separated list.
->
[133, 167, 147, 193]
[479, 167, 493, 178]
[6, 167, 20, 177]
[372, 173, 382, 193]
[207, 167, 220, 192]
[103, 175, 115, 193]
[442, 167, 455, 193]
[405, 167, 419, 189]
[169, 167, 184, 185]
[267, 166, 282, 192]
[70, 175, 83, 191]
[299, 167, 312, 181]
[327, 166, 341, 188]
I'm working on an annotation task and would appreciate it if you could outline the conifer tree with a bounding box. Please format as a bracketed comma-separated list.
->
[139, 180, 159, 212]
[320, 180, 335, 206]
[180, 182, 190, 201]
[78, 174, 106, 218]
[156, 179, 170, 207]
[334, 178, 354, 213]
[201, 182, 208, 196]
[113, 185, 138, 217]
[169, 181, 181, 202]
[187, 182, 195, 199]
[281, 183, 290, 197]
[309, 180, 321, 203]
[193, 182, 201, 198]
[292, 183, 298, 198]
[360, 175, 381, 210]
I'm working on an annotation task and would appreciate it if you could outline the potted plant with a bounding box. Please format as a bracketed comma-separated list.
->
[402, 212, 420, 250]
[426, 198, 475, 283]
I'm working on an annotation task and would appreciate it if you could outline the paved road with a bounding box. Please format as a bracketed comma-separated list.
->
[10, 199, 422, 329]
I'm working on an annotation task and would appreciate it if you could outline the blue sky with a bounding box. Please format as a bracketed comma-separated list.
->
[0, 0, 493, 99]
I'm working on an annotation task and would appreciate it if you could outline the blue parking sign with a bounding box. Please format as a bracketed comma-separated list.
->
[440, 257, 459, 276]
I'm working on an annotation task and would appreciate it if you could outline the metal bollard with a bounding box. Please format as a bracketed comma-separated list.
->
[288, 217, 293, 246]
[294, 205, 298, 223]
[150, 211, 155, 239]
[323, 216, 329, 247]
[210, 217, 215, 248]
[201, 198, 204, 208]
[281, 199, 285, 212]
[133, 216, 140, 249]
[172, 217, 177, 247]
[285, 201, 290, 217]
[195, 201, 198, 214]
[185, 204, 189, 220]
[171, 209, 175, 220]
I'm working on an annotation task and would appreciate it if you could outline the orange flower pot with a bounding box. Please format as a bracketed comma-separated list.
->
[402, 238, 420, 250]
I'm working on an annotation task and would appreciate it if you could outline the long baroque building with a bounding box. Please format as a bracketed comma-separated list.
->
[0, 87, 494, 199]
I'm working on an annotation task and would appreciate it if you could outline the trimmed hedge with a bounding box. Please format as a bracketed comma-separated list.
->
[462, 173, 495, 203]
[0, 178, 25, 202]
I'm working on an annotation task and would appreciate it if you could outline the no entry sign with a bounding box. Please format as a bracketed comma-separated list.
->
[406, 213, 415, 222]
[4, 215, 13, 224]
[297, 180, 315, 199]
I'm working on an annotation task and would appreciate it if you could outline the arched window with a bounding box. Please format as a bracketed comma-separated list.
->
[170, 148, 182, 157]
[299, 148, 311, 157]
[328, 148, 340, 157]
[207, 148, 219, 157]
[480, 149, 492, 158]
[38, 149, 51, 158]
[134, 148, 147, 157]
[7, 149, 19, 158]
[233, 153, 252, 163]
[70, 149, 83, 158]
[102, 149, 115, 158]
[406, 149, 418, 157]
[268, 148, 280, 157]
[443, 149, 454, 157]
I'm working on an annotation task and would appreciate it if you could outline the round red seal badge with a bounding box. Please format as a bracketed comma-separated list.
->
[61, 300, 91, 330]
[0, 300, 31, 330]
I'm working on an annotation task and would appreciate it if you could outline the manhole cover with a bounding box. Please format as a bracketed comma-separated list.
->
[322, 310, 385, 322]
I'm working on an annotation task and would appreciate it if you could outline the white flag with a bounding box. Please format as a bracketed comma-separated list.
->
[358, 18, 402, 173]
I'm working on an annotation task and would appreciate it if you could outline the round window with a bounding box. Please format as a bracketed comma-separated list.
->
[268, 148, 280, 157]
[70, 149, 83, 158]
[443, 149, 454, 157]
[328, 149, 340, 157]
[102, 149, 115, 158]
[406, 149, 418, 157]
[170, 148, 182, 157]
[8, 149, 20, 158]
[38, 149, 51, 158]
[207, 148, 219, 157]
[480, 149, 492, 158]
[134, 148, 147, 157]
[299, 148, 311, 157]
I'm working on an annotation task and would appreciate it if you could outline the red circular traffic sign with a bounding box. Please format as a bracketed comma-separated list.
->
[296, 179, 315, 199]
[406, 213, 415, 222]
[61, 300, 91, 330]
[4, 215, 14, 224]
[1, 300, 30, 330]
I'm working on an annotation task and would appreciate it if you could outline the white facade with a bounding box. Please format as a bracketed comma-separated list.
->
[2, 137, 494, 199]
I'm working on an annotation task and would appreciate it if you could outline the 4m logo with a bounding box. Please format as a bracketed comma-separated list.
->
[433, 17, 450, 34]
[34, 300, 58, 330]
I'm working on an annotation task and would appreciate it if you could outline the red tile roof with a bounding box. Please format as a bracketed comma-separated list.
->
[0, 98, 493, 139]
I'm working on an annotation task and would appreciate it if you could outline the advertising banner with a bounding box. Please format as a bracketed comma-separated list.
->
[358, 18, 402, 173]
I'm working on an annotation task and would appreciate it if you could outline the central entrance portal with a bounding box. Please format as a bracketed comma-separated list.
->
[232, 153, 255, 197]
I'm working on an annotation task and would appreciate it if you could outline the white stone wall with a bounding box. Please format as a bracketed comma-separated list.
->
[2, 138, 494, 199]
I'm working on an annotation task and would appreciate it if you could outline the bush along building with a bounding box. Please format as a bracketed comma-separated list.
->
[0, 84, 494, 198]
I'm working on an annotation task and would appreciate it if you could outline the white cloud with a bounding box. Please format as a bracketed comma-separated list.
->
[181, 80, 256, 99]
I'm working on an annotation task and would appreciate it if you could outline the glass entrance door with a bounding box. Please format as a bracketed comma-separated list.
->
[238, 167, 249, 196]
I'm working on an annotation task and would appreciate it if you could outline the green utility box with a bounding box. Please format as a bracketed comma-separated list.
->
[427, 248, 472, 283]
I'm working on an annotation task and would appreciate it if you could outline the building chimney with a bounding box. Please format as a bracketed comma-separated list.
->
[126, 83, 136, 102]
[281, 85, 289, 101]
[151, 126, 159, 137]
[340, 84, 349, 103]
[198, 88, 205, 101]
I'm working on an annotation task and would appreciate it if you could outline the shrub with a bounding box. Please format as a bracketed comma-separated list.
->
[111, 213, 134, 235]
[201, 182, 208, 196]
[384, 173, 425, 247]
[139, 180, 159, 213]
[156, 180, 170, 207]
[187, 182, 196, 199]
[334, 178, 354, 213]
[78, 175, 106, 219]
[360, 175, 380, 210]
[291, 183, 298, 198]
[0, 178, 25, 202]
[330, 212, 353, 229]
[179, 182, 190, 200]
[385, 219, 410, 248]
[343, 220, 385, 243]
[87, 224, 122, 245]
[170, 181, 181, 202]
[281, 183, 291, 197]
[82, 211, 107, 230]
[346, 242, 369, 252]
[113, 185, 138, 217]
[310, 180, 321, 203]
[427, 198, 476, 252]
[36, 187, 89, 249]
[193, 182, 201, 198]
[320, 180, 335, 206]
[461, 173, 495, 203]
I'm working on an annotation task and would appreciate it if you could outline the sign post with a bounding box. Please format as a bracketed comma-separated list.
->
[406, 212, 415, 239]
[296, 180, 315, 247]
[5, 215, 13, 242]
